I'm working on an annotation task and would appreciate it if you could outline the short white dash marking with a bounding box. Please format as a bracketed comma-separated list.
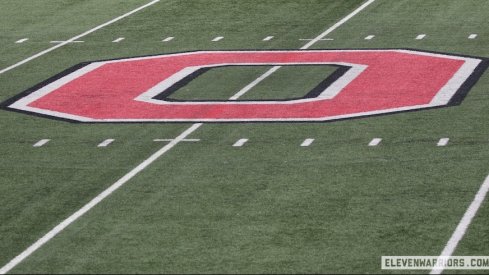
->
[212, 36, 223, 42]
[97, 139, 114, 147]
[437, 138, 449, 147]
[416, 34, 426, 40]
[15, 38, 29, 44]
[162, 36, 174, 42]
[301, 138, 314, 147]
[112, 37, 125, 43]
[233, 138, 248, 147]
[468, 34, 478, 39]
[33, 139, 50, 147]
[368, 138, 382, 146]
[263, 36, 274, 41]
[364, 35, 375, 40]
[430, 174, 489, 274]
[153, 138, 200, 142]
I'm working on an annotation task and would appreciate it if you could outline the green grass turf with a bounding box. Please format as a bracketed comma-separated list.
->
[1, 0, 489, 273]
[169, 65, 340, 101]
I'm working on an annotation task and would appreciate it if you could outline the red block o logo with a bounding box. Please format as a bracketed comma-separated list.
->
[3, 49, 487, 122]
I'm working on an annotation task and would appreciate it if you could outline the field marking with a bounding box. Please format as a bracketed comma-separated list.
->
[364, 35, 375, 40]
[33, 139, 50, 147]
[231, 0, 376, 99]
[301, 138, 315, 147]
[230, 66, 281, 100]
[97, 139, 115, 147]
[430, 174, 489, 274]
[50, 40, 84, 44]
[233, 139, 248, 147]
[112, 37, 125, 43]
[468, 34, 477, 39]
[416, 34, 426, 40]
[299, 38, 334, 41]
[15, 38, 29, 44]
[0, 123, 202, 275]
[263, 36, 274, 41]
[0, 1, 376, 272]
[437, 138, 449, 147]
[162, 36, 174, 42]
[368, 138, 382, 146]
[153, 138, 200, 142]
[0, 0, 160, 76]
[212, 36, 224, 42]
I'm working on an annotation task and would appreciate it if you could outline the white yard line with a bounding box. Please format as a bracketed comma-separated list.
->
[263, 36, 274, 41]
[0, 123, 202, 275]
[468, 34, 477, 39]
[231, 0, 376, 99]
[364, 34, 375, 40]
[153, 138, 200, 142]
[0, 0, 160, 76]
[212, 36, 224, 42]
[299, 0, 375, 49]
[230, 66, 281, 100]
[50, 40, 84, 44]
[430, 175, 489, 274]
[0, 1, 376, 273]
[162, 36, 174, 42]
[299, 38, 334, 41]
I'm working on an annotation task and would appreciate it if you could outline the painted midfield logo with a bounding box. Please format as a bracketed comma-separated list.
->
[2, 49, 488, 122]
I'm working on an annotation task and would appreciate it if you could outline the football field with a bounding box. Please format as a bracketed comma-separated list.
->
[1, 0, 489, 273]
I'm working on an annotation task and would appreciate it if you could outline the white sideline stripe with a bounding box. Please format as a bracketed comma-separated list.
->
[437, 138, 449, 147]
[0, 2, 376, 272]
[153, 138, 200, 142]
[416, 34, 426, 40]
[15, 38, 28, 44]
[33, 139, 50, 147]
[0, 0, 160, 76]
[0, 123, 202, 275]
[231, 0, 376, 99]
[301, 138, 314, 147]
[468, 34, 477, 39]
[112, 37, 125, 43]
[368, 138, 382, 146]
[364, 35, 375, 40]
[162, 36, 174, 42]
[212, 36, 223, 42]
[263, 36, 274, 41]
[97, 139, 115, 147]
[50, 40, 84, 44]
[233, 139, 248, 147]
[430, 175, 489, 275]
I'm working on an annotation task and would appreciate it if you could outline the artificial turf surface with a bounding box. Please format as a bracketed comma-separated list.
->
[1, 0, 489, 273]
